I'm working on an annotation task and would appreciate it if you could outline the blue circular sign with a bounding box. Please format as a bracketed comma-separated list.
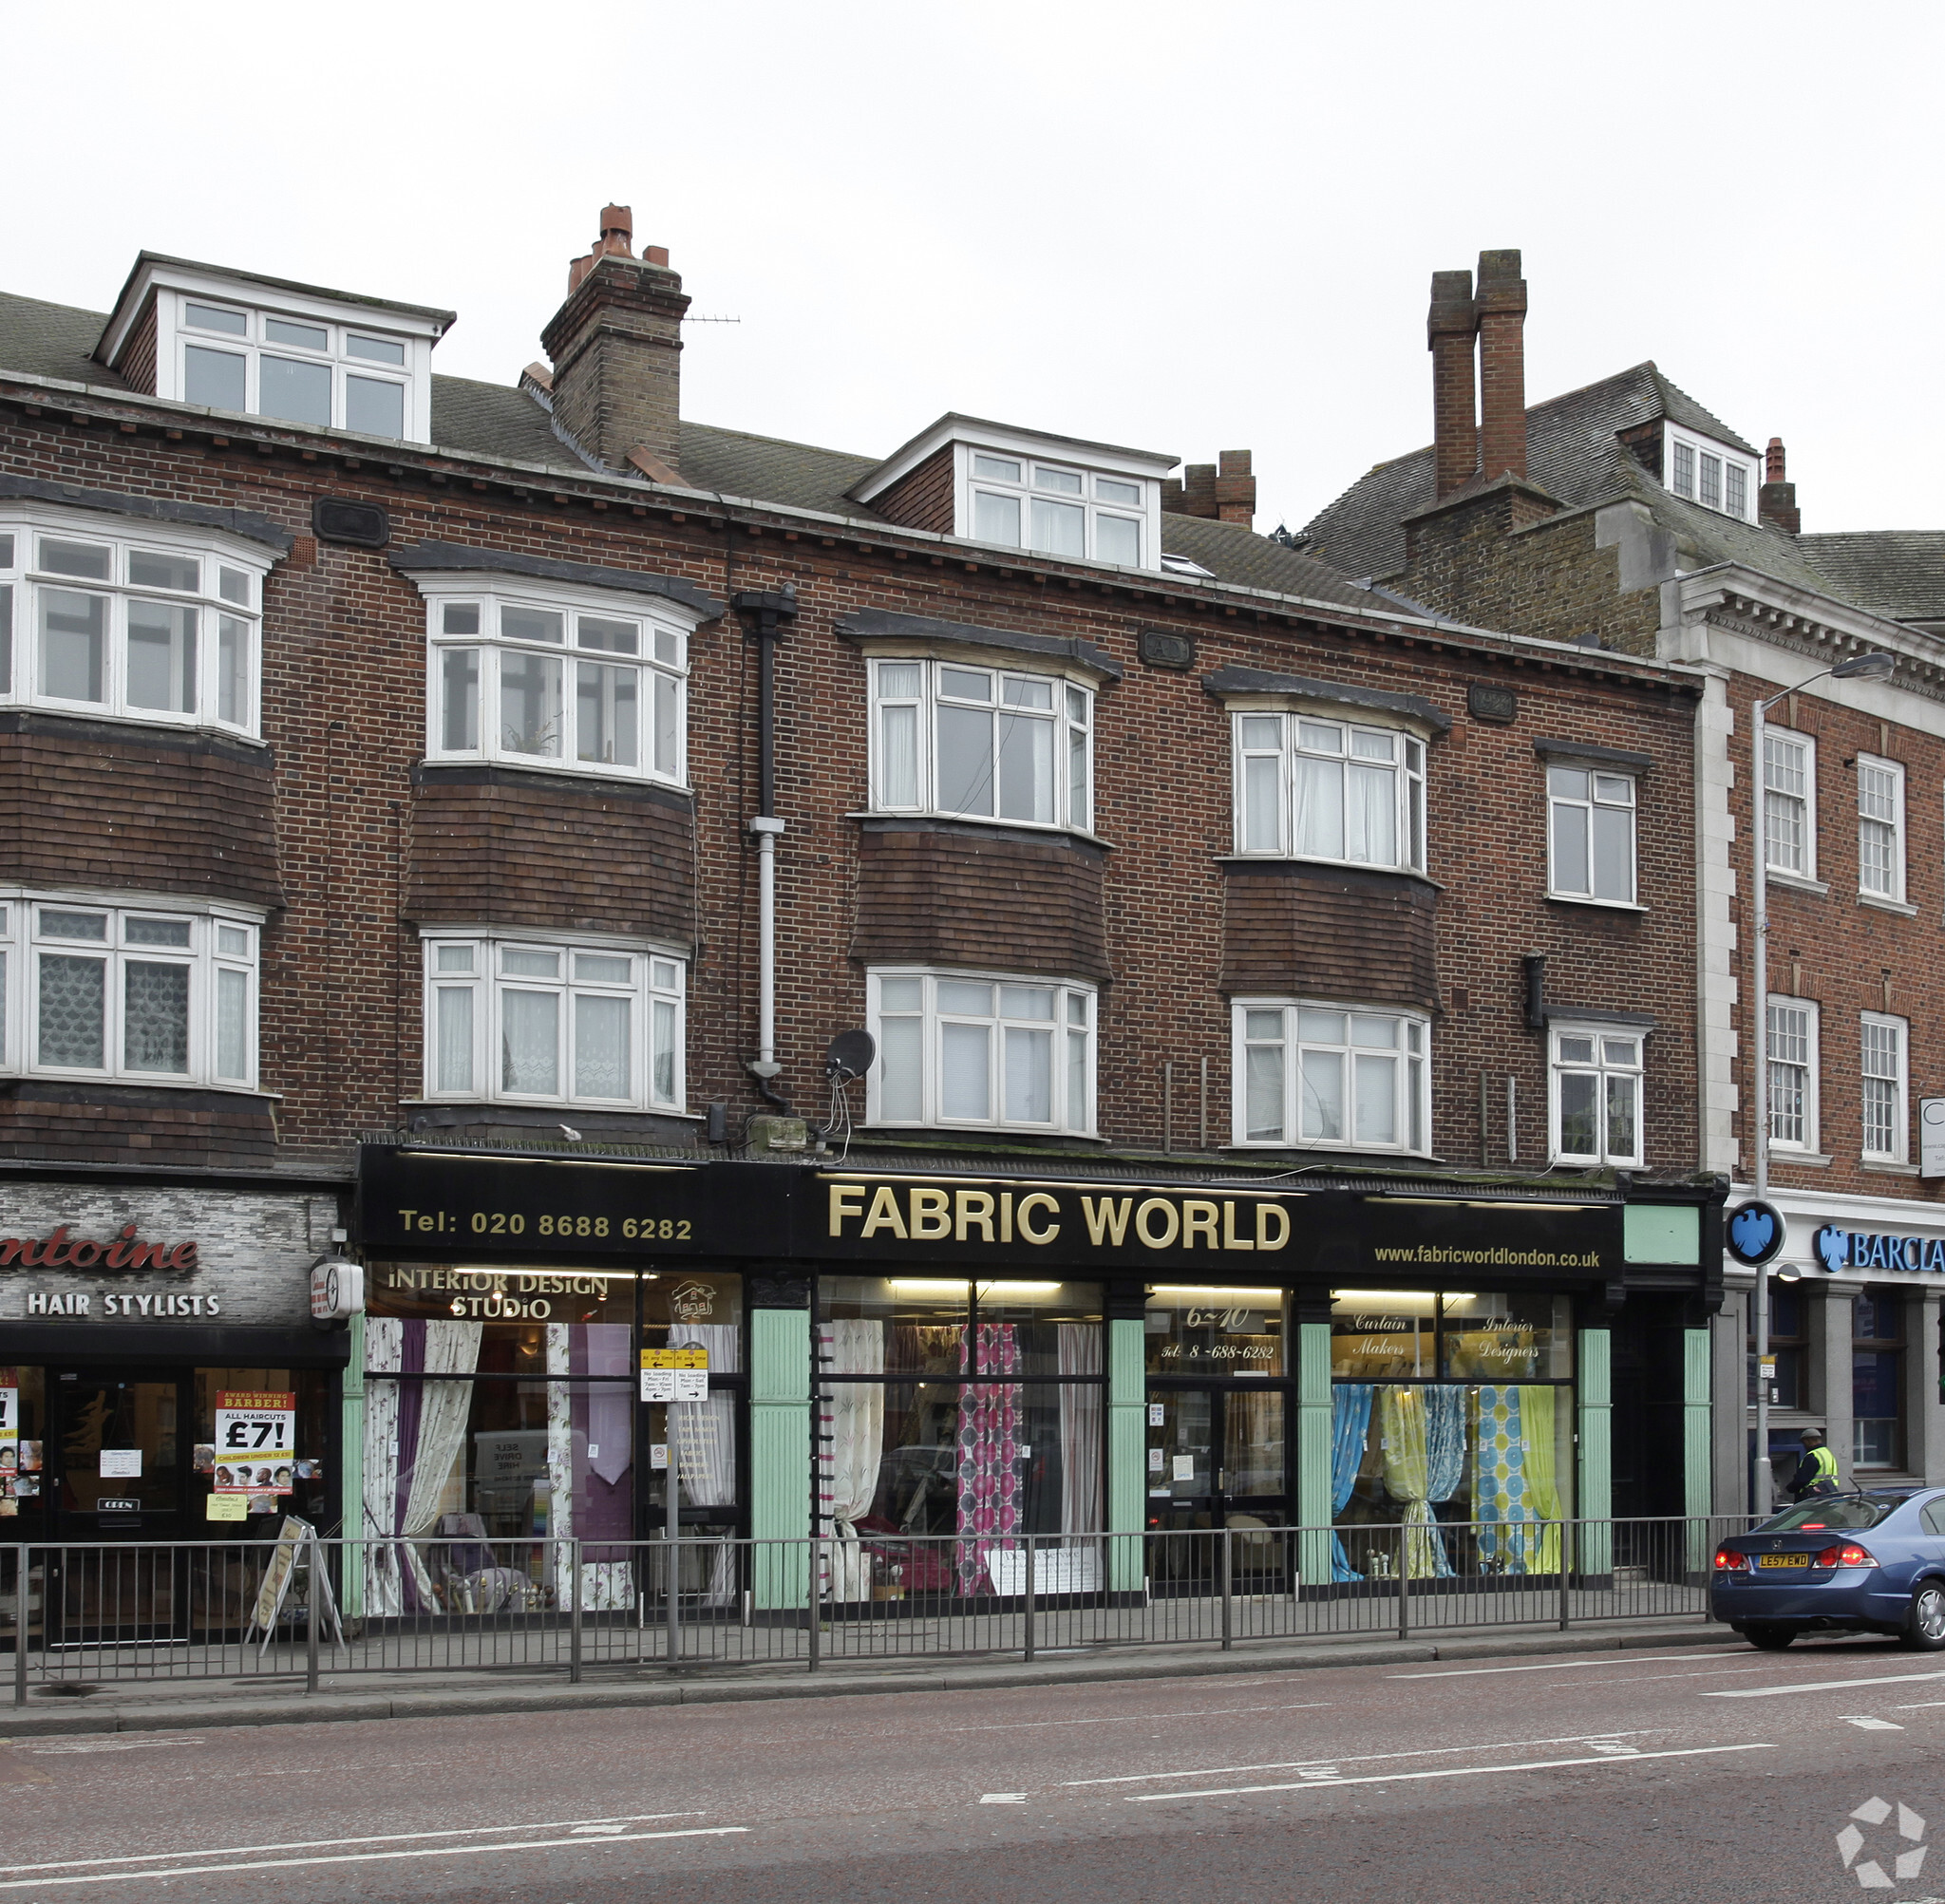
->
[1727, 1198, 1787, 1268]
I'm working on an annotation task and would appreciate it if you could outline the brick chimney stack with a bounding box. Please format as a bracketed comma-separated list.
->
[1215, 450, 1256, 527]
[1475, 249, 1528, 484]
[1427, 269, 1479, 500]
[541, 203, 689, 474]
[1760, 436, 1801, 536]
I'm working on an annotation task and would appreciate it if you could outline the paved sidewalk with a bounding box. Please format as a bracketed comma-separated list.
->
[0, 1618, 1749, 1738]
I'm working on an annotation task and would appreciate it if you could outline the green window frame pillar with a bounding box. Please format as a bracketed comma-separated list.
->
[1577, 1327, 1612, 1574]
[1107, 1316, 1145, 1593]
[750, 1305, 810, 1612]
[1297, 1321, 1332, 1589]
[1684, 1326, 1712, 1570]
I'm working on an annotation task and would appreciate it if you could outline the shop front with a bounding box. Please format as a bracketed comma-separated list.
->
[356, 1145, 1722, 1608]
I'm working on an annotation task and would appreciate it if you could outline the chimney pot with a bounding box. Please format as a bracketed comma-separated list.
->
[1427, 269, 1479, 500]
[1766, 436, 1786, 483]
[1759, 436, 1801, 536]
[1475, 248, 1528, 484]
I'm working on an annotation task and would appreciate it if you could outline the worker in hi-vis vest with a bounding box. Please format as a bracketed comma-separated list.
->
[1791, 1427, 1841, 1501]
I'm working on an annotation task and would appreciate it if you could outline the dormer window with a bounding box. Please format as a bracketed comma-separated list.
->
[965, 453, 1147, 566]
[1665, 426, 1758, 522]
[95, 257, 452, 445]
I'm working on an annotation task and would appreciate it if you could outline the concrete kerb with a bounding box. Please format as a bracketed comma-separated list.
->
[0, 1621, 1752, 1739]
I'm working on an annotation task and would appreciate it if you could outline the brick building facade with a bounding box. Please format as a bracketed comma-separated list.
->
[0, 213, 1721, 1610]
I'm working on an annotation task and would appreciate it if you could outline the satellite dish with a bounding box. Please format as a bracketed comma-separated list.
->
[824, 1028, 877, 1084]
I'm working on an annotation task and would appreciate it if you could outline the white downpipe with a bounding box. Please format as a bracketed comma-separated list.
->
[749, 816, 785, 1077]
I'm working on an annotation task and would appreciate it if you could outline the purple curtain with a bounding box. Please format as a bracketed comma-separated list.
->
[571, 1324, 633, 1551]
[955, 1324, 1023, 1592]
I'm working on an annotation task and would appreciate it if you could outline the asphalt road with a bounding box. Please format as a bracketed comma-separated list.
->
[9, 1635, 1945, 1901]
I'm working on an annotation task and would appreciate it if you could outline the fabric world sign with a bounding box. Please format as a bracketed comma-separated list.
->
[1814, 1226, 1945, 1274]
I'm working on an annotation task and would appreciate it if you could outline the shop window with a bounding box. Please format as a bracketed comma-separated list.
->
[1142, 1286, 1285, 1376]
[0, 895, 261, 1090]
[421, 932, 686, 1113]
[1853, 1291, 1904, 1470]
[1548, 1022, 1644, 1167]
[420, 584, 689, 786]
[1326, 1291, 1574, 1581]
[868, 969, 1096, 1135]
[0, 517, 267, 736]
[1233, 1000, 1429, 1153]
[1546, 765, 1636, 904]
[0, 1365, 45, 1521]
[192, 1368, 332, 1527]
[869, 657, 1094, 831]
[1232, 711, 1426, 872]
[1747, 1286, 1805, 1410]
[814, 1276, 1105, 1596]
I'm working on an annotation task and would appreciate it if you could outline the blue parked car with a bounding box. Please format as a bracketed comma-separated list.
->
[1712, 1489, 1945, 1650]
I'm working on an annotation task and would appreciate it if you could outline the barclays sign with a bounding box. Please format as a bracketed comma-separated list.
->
[1814, 1224, 1945, 1275]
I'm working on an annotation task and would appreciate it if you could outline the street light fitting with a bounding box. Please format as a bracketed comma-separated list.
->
[1831, 650, 1898, 681]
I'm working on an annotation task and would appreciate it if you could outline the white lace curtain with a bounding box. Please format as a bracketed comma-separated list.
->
[816, 1319, 885, 1601]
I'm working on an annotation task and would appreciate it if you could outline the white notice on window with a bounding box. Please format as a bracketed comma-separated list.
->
[100, 1449, 142, 1479]
[1148, 1446, 1164, 1472]
[1172, 1454, 1196, 1482]
[641, 1348, 708, 1402]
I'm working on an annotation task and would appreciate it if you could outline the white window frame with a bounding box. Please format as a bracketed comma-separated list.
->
[1857, 753, 1906, 903]
[0, 890, 262, 1091]
[1547, 1020, 1646, 1168]
[0, 508, 269, 739]
[162, 290, 426, 443]
[1230, 709, 1427, 874]
[416, 578, 693, 787]
[1664, 424, 1759, 522]
[1230, 999, 1430, 1154]
[867, 968, 1096, 1136]
[1762, 727, 1817, 880]
[421, 930, 686, 1114]
[1765, 994, 1820, 1155]
[1545, 763, 1638, 904]
[1861, 1011, 1909, 1163]
[867, 655, 1094, 832]
[959, 447, 1149, 567]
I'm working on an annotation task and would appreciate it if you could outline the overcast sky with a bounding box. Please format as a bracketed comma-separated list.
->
[11, 2, 1940, 540]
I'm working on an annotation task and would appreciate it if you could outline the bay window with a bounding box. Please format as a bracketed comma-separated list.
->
[869, 969, 1095, 1135]
[1234, 1001, 1428, 1152]
[423, 587, 688, 785]
[0, 516, 266, 735]
[0, 895, 260, 1088]
[1234, 712, 1426, 872]
[422, 933, 685, 1113]
[1549, 1023, 1643, 1167]
[871, 658, 1093, 830]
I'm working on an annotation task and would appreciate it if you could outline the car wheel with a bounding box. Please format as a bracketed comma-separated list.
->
[1901, 1581, 1945, 1651]
[1745, 1623, 1798, 1650]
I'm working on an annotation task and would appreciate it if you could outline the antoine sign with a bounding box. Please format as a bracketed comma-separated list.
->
[4, 1222, 205, 1319]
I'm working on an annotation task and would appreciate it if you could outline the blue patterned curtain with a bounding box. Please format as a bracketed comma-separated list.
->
[1331, 1383, 1374, 1582]
[1423, 1385, 1466, 1574]
[1473, 1384, 1537, 1571]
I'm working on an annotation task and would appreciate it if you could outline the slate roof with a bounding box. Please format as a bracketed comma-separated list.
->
[0, 287, 1395, 614]
[1799, 533, 1945, 625]
[1296, 362, 1766, 583]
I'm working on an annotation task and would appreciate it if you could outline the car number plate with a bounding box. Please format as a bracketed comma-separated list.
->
[1757, 1554, 1809, 1569]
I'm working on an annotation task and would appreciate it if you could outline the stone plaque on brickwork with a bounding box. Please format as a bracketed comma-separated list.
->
[1467, 683, 1518, 724]
[1138, 629, 1195, 670]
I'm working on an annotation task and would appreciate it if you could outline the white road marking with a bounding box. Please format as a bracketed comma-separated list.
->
[1531, 1668, 1769, 1687]
[979, 1794, 1028, 1805]
[1897, 1701, 1945, 1709]
[571, 1823, 630, 1834]
[939, 1702, 1331, 1735]
[0, 1826, 748, 1890]
[1124, 1742, 1776, 1801]
[1710, 1672, 1945, 1700]
[0, 1812, 708, 1877]
[1060, 1730, 1660, 1788]
[1391, 1653, 1741, 1680]
[18, 1738, 205, 1756]
[1846, 1718, 1905, 1730]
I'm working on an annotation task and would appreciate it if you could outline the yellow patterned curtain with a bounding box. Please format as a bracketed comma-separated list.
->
[1378, 1386, 1451, 1579]
[1519, 1386, 1563, 1574]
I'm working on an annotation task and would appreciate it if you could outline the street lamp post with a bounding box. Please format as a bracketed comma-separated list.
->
[1750, 650, 1896, 1518]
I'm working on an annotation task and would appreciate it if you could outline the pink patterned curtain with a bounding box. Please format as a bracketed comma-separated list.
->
[955, 1323, 1023, 1592]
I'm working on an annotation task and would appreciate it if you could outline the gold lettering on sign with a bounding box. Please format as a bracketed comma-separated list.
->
[1256, 1204, 1290, 1252]
[1222, 1201, 1256, 1252]
[1135, 1198, 1180, 1249]
[908, 1188, 952, 1241]
[860, 1186, 908, 1239]
[1016, 1193, 1061, 1244]
[1181, 1200, 1218, 1250]
[1000, 1193, 1014, 1243]
[955, 1190, 995, 1243]
[1081, 1197, 1132, 1247]
[829, 1183, 866, 1236]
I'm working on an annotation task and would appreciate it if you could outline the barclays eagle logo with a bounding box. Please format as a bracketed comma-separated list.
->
[1816, 1225, 1851, 1272]
[1729, 1203, 1779, 1265]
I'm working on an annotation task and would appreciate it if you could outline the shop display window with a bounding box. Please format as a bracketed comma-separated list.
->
[815, 1277, 1104, 1597]
[1327, 1291, 1575, 1581]
[193, 1367, 331, 1528]
[1143, 1286, 1285, 1375]
[1853, 1291, 1904, 1470]
[0, 1366, 45, 1519]
[1747, 1287, 1804, 1409]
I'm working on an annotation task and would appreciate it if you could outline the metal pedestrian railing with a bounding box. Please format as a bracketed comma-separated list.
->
[4, 1515, 1752, 1703]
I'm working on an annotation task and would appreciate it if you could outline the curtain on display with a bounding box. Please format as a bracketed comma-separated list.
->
[672, 1320, 744, 1607]
[1057, 1323, 1103, 1539]
[362, 1317, 406, 1617]
[815, 1320, 885, 1602]
[1378, 1386, 1453, 1579]
[1330, 1383, 1374, 1583]
[955, 1324, 1023, 1593]
[1473, 1384, 1558, 1573]
[550, 1323, 633, 1612]
[396, 1320, 482, 1611]
[1425, 1383, 1466, 1546]
[1516, 1385, 1563, 1574]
